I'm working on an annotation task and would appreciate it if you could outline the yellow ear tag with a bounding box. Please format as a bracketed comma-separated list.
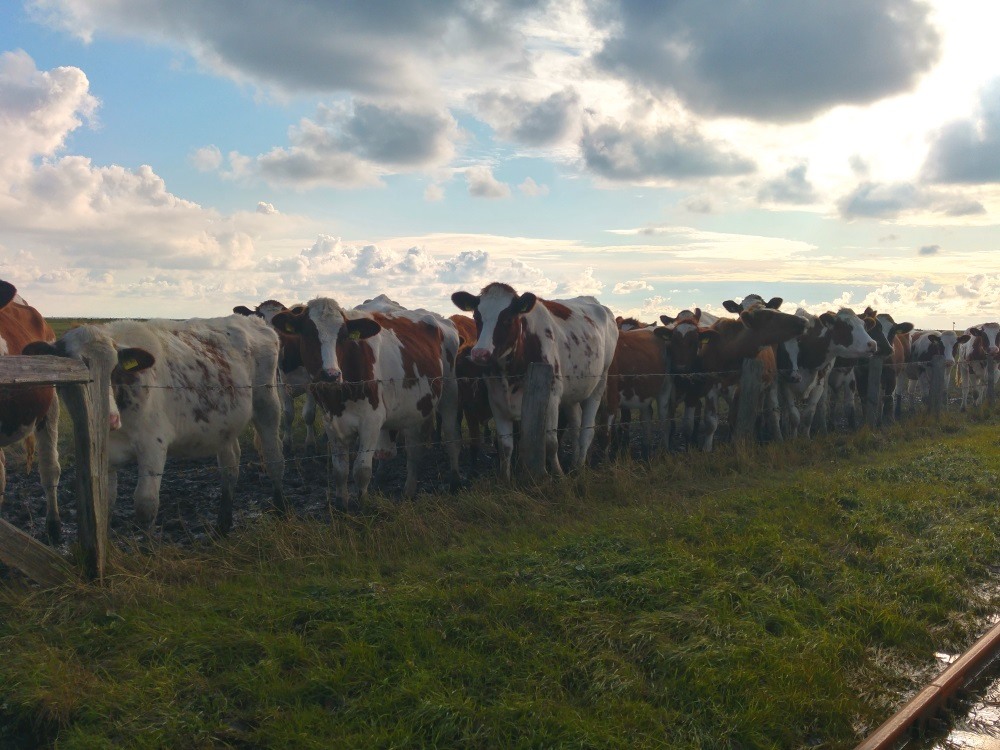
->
[122, 358, 139, 371]
[285, 324, 295, 333]
[349, 330, 362, 340]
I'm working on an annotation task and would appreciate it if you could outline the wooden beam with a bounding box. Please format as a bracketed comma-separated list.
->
[0, 518, 75, 589]
[0, 355, 89, 386]
[864, 357, 884, 429]
[732, 358, 764, 442]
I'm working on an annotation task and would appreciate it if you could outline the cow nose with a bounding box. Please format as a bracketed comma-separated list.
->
[788, 371, 802, 384]
[867, 340, 877, 353]
[110, 413, 121, 431]
[470, 348, 491, 364]
[990, 346, 999, 356]
[319, 369, 342, 383]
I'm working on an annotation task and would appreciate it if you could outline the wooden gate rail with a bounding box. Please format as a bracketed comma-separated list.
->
[0, 354, 109, 584]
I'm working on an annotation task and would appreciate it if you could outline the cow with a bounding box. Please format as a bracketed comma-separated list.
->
[615, 316, 655, 331]
[652, 309, 705, 447]
[722, 294, 783, 314]
[0, 281, 61, 542]
[957, 323, 1000, 409]
[272, 297, 461, 509]
[670, 307, 807, 451]
[852, 308, 914, 421]
[451, 283, 618, 477]
[26, 315, 287, 533]
[775, 308, 878, 438]
[825, 312, 894, 430]
[234, 300, 319, 456]
[905, 330, 971, 403]
[606, 328, 671, 459]
[450, 313, 492, 470]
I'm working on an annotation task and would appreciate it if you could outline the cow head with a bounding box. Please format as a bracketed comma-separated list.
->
[0, 281, 17, 311]
[817, 309, 878, 358]
[722, 294, 783, 314]
[451, 283, 536, 366]
[654, 311, 702, 373]
[272, 298, 381, 383]
[921, 330, 972, 366]
[968, 323, 1000, 358]
[24, 328, 155, 430]
[738, 307, 807, 347]
[233, 300, 289, 325]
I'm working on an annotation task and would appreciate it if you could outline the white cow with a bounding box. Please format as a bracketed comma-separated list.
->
[958, 323, 1000, 408]
[906, 330, 971, 401]
[451, 283, 618, 477]
[29, 316, 287, 532]
[272, 297, 461, 509]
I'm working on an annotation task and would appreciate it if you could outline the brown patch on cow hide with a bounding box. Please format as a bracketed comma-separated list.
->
[0, 297, 56, 439]
[377, 315, 445, 397]
[607, 330, 668, 412]
[541, 299, 572, 320]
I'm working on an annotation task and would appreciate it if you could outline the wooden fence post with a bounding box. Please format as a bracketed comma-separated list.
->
[58, 351, 111, 581]
[732, 358, 763, 443]
[864, 357, 884, 429]
[988, 357, 996, 405]
[929, 355, 945, 417]
[518, 362, 554, 480]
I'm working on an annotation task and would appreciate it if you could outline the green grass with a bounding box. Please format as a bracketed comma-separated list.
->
[3, 411, 1000, 748]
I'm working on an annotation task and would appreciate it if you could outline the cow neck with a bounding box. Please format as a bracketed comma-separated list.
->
[797, 325, 834, 370]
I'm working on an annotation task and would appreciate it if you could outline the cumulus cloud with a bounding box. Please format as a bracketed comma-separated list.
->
[465, 165, 511, 198]
[424, 183, 445, 202]
[190, 145, 222, 172]
[471, 88, 580, 146]
[256, 201, 277, 215]
[557, 266, 603, 297]
[923, 79, 1000, 184]
[592, 0, 940, 122]
[756, 163, 817, 205]
[28, 0, 548, 99]
[836, 180, 986, 219]
[227, 100, 460, 189]
[518, 177, 548, 197]
[581, 117, 755, 183]
[612, 279, 653, 294]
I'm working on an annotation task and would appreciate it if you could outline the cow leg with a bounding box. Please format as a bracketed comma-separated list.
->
[547, 398, 566, 475]
[638, 403, 654, 461]
[576, 392, 604, 468]
[681, 403, 697, 450]
[402, 425, 425, 499]
[37, 397, 61, 543]
[353, 420, 382, 505]
[280, 385, 295, 455]
[133, 443, 168, 529]
[215, 438, 241, 535]
[302, 392, 318, 453]
[700, 389, 719, 452]
[251, 384, 287, 514]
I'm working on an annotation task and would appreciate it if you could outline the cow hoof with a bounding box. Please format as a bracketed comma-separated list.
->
[45, 518, 62, 546]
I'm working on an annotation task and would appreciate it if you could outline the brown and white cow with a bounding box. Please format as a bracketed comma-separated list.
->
[826, 312, 894, 430]
[273, 297, 461, 508]
[722, 294, 783, 314]
[451, 283, 618, 477]
[958, 323, 1000, 408]
[27, 315, 287, 533]
[905, 329, 971, 402]
[851, 308, 914, 421]
[776, 308, 878, 438]
[606, 327, 672, 458]
[0, 281, 61, 542]
[652, 309, 705, 446]
[234, 300, 319, 456]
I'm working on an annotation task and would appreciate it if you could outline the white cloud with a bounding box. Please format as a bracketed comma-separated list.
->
[612, 279, 653, 294]
[256, 201, 278, 215]
[465, 165, 510, 199]
[518, 177, 549, 197]
[190, 145, 222, 172]
[424, 183, 445, 202]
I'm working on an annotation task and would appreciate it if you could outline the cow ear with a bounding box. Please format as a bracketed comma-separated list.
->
[766, 297, 783, 310]
[722, 300, 741, 313]
[969, 326, 983, 337]
[22, 340, 58, 356]
[272, 308, 307, 334]
[233, 305, 254, 316]
[660, 314, 675, 325]
[864, 317, 877, 331]
[928, 334, 942, 343]
[451, 291, 480, 312]
[863, 306, 876, 318]
[693, 307, 702, 322]
[653, 326, 671, 341]
[957, 333, 972, 343]
[819, 312, 837, 328]
[345, 318, 381, 340]
[515, 293, 537, 314]
[615, 315, 623, 324]
[698, 330, 719, 348]
[893, 322, 914, 335]
[0, 281, 17, 310]
[117, 347, 155, 373]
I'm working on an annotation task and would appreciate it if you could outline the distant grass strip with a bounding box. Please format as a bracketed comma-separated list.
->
[2, 412, 1000, 749]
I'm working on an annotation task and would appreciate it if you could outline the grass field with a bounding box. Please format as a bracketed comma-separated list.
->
[2, 408, 1000, 748]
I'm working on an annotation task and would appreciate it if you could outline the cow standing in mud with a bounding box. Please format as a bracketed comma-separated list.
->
[451, 283, 618, 477]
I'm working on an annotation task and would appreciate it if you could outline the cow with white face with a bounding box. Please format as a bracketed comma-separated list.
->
[776, 308, 879, 438]
[27, 316, 287, 533]
[958, 323, 1000, 408]
[234, 300, 319, 456]
[451, 283, 618, 477]
[906, 330, 971, 402]
[272, 297, 461, 508]
[722, 294, 783, 314]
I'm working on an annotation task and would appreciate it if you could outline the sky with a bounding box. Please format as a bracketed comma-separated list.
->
[1, 0, 999, 328]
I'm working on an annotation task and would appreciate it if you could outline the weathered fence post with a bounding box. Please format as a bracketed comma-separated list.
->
[928, 354, 946, 417]
[731, 358, 763, 443]
[58, 352, 111, 580]
[988, 357, 996, 405]
[518, 362, 554, 480]
[863, 357, 884, 429]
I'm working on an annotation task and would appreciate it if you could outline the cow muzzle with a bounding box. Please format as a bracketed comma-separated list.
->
[318, 369, 343, 383]
[109, 412, 122, 431]
[786, 371, 802, 384]
[469, 348, 492, 365]
[989, 346, 999, 356]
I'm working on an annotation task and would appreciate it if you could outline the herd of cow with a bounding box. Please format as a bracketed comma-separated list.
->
[0, 278, 996, 545]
